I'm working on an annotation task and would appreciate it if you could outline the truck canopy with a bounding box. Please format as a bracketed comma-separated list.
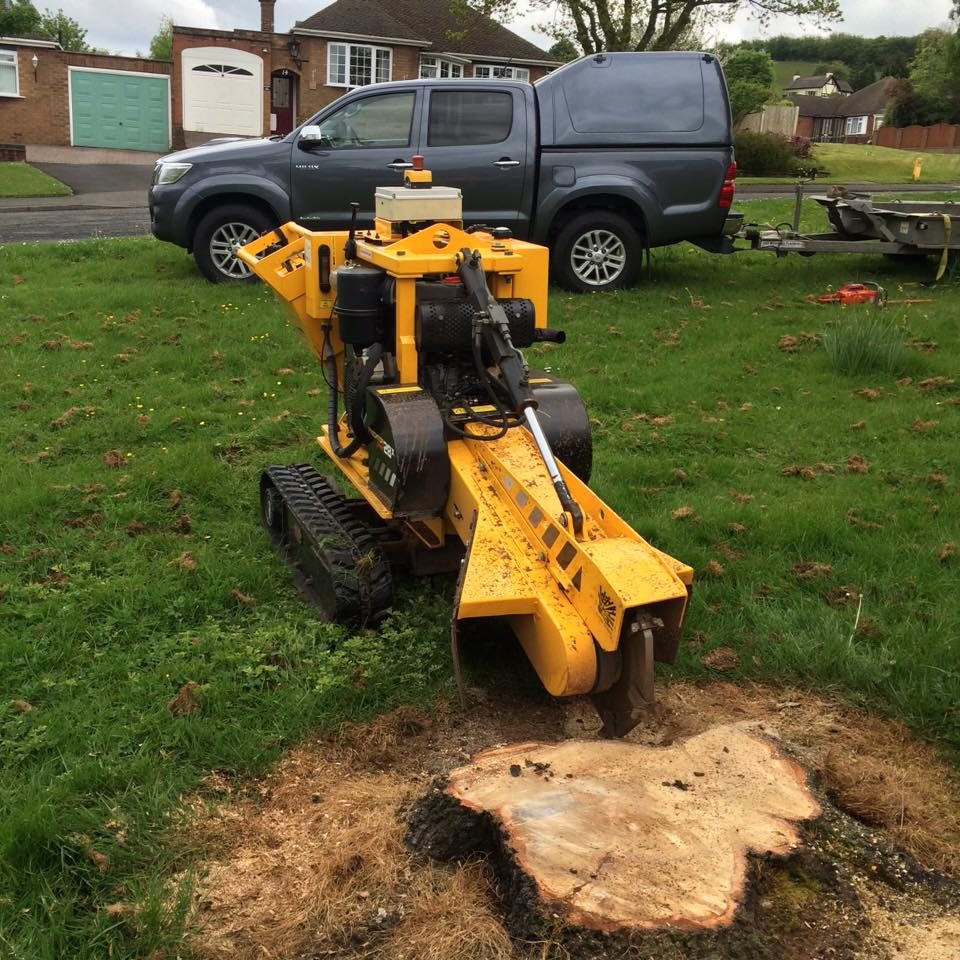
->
[535, 51, 732, 148]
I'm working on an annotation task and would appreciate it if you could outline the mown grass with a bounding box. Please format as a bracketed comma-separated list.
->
[1, 198, 958, 957]
[741, 144, 960, 186]
[0, 162, 72, 198]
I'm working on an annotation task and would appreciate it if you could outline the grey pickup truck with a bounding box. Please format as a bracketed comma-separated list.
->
[149, 51, 736, 292]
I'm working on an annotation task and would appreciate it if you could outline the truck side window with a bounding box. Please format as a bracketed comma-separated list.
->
[427, 91, 513, 147]
[318, 92, 415, 149]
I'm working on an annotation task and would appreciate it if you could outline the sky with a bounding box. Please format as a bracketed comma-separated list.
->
[33, 0, 956, 58]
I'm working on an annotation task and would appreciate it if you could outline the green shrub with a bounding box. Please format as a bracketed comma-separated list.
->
[735, 131, 799, 176]
[822, 313, 914, 376]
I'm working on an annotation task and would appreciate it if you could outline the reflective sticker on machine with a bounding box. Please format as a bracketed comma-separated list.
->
[557, 542, 576, 569]
[529, 378, 552, 384]
[378, 386, 422, 395]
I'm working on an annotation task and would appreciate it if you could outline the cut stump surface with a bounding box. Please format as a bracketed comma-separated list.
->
[440, 724, 821, 932]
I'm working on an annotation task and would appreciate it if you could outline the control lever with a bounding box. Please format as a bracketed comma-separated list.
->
[344, 201, 359, 262]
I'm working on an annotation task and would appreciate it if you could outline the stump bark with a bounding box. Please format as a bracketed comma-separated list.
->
[408, 724, 820, 934]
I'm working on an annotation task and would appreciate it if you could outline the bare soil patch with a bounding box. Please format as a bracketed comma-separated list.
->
[185, 683, 960, 960]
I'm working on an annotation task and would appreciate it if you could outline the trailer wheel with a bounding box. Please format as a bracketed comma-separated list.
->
[194, 204, 276, 283]
[553, 211, 643, 293]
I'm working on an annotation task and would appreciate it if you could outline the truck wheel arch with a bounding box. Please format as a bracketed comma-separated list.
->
[185, 194, 281, 255]
[546, 197, 649, 293]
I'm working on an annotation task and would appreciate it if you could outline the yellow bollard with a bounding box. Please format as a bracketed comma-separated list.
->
[913, 156, 923, 182]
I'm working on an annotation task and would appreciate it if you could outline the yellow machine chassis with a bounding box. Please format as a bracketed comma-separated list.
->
[239, 219, 692, 714]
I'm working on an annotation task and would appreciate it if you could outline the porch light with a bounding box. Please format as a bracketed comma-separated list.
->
[31, 52, 39, 79]
[286, 37, 303, 69]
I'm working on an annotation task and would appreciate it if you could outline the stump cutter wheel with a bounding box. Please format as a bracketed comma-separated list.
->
[238, 159, 692, 737]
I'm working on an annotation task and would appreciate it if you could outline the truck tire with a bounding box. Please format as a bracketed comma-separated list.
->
[193, 204, 276, 283]
[553, 211, 643, 293]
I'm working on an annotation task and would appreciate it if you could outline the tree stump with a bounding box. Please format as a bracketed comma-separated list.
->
[408, 724, 821, 934]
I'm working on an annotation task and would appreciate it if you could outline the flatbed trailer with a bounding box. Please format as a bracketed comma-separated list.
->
[732, 189, 959, 267]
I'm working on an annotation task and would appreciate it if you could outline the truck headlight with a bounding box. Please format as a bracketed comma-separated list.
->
[155, 162, 192, 185]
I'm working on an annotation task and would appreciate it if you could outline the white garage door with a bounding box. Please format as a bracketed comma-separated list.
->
[182, 46, 263, 137]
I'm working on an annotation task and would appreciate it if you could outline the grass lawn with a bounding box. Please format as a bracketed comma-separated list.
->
[0, 162, 72, 198]
[1, 198, 958, 958]
[741, 144, 960, 186]
[771, 60, 819, 91]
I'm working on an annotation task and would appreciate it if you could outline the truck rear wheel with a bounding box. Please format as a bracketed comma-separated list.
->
[553, 211, 643, 293]
[194, 204, 276, 283]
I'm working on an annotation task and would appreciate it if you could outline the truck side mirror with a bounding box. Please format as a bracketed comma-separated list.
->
[299, 125, 324, 144]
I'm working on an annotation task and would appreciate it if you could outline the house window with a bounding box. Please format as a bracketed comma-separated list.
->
[845, 115, 867, 136]
[420, 56, 464, 79]
[473, 64, 529, 82]
[0, 49, 19, 97]
[327, 42, 392, 88]
[428, 90, 513, 146]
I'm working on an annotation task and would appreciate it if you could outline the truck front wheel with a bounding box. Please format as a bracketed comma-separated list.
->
[553, 211, 643, 293]
[193, 204, 276, 283]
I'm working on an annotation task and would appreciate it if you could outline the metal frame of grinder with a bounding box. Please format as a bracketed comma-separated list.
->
[238, 157, 693, 737]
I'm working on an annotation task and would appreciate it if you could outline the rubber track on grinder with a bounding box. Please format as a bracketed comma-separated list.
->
[260, 464, 392, 626]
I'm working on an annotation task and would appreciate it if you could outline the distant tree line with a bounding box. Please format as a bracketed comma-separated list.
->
[734, 32, 918, 87]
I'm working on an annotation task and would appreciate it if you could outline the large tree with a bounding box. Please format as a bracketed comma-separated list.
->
[723, 47, 775, 123]
[37, 8, 89, 50]
[148, 14, 173, 60]
[0, 0, 40, 36]
[500, 0, 841, 55]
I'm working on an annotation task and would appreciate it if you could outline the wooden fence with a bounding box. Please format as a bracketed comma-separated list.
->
[738, 104, 799, 138]
[876, 123, 960, 153]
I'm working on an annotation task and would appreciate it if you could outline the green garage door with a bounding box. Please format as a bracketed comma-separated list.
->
[70, 69, 170, 152]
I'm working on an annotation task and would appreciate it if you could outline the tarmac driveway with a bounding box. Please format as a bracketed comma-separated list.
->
[0, 145, 157, 244]
[32, 162, 153, 195]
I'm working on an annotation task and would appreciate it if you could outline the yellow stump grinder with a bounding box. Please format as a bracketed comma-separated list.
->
[238, 159, 692, 737]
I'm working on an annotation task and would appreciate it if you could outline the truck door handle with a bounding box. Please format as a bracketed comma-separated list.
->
[493, 158, 520, 168]
[387, 159, 413, 169]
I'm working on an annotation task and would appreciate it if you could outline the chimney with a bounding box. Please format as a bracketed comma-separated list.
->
[260, 0, 275, 33]
[792, 74, 800, 82]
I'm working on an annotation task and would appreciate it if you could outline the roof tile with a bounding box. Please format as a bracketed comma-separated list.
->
[295, 0, 553, 62]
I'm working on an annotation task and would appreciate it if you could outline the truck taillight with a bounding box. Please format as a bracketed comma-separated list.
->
[719, 161, 737, 209]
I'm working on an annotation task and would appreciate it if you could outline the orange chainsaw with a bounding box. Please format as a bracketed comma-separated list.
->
[816, 282, 887, 306]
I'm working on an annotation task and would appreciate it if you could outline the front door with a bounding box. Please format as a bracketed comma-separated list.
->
[417, 87, 530, 235]
[271, 72, 295, 136]
[290, 89, 420, 230]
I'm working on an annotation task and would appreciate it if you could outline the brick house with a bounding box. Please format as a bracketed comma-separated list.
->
[0, 34, 171, 150]
[791, 77, 896, 144]
[172, 0, 556, 148]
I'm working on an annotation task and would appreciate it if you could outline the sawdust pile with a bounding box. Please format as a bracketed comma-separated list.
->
[191, 709, 514, 960]
[185, 685, 960, 960]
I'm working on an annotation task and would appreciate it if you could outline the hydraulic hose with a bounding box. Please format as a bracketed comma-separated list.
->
[324, 340, 382, 459]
